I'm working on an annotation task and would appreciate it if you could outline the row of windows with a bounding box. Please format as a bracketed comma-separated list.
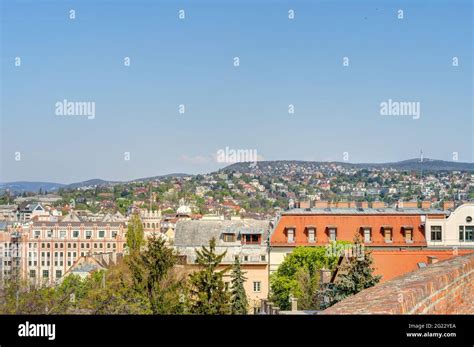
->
[29, 270, 62, 278]
[285, 227, 414, 243]
[33, 230, 118, 239]
[224, 280, 261, 293]
[27, 250, 110, 267]
[28, 261, 72, 267]
[430, 225, 474, 242]
[31, 247, 116, 259]
[143, 223, 158, 229]
[33, 242, 117, 249]
[234, 255, 266, 262]
[222, 234, 261, 244]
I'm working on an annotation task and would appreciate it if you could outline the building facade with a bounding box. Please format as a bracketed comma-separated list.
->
[269, 207, 447, 273]
[139, 209, 162, 237]
[174, 219, 269, 313]
[426, 203, 474, 248]
[0, 217, 126, 286]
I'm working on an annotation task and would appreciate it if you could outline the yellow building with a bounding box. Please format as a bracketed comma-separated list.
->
[174, 219, 270, 313]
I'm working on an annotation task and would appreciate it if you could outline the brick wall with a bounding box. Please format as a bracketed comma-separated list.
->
[321, 253, 474, 314]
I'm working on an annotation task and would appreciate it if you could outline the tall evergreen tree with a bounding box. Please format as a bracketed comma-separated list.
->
[125, 213, 144, 254]
[128, 235, 182, 314]
[230, 257, 248, 314]
[189, 237, 230, 314]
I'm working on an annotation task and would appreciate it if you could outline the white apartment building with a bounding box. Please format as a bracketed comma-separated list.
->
[426, 203, 474, 248]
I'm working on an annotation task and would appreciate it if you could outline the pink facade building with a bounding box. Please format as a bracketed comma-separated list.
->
[0, 219, 126, 286]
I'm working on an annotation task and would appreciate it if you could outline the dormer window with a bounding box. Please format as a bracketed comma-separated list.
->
[223, 233, 235, 242]
[327, 226, 337, 241]
[306, 227, 316, 243]
[286, 228, 295, 243]
[403, 226, 413, 243]
[362, 227, 371, 243]
[382, 226, 393, 243]
[242, 234, 260, 244]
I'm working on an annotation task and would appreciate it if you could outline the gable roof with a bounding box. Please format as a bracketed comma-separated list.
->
[61, 211, 83, 222]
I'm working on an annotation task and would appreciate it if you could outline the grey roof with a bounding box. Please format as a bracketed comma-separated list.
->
[18, 202, 44, 212]
[283, 207, 447, 216]
[61, 212, 83, 222]
[174, 219, 270, 247]
[71, 263, 102, 273]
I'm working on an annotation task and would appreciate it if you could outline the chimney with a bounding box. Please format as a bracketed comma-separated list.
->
[427, 256, 438, 265]
[443, 201, 454, 211]
[421, 201, 431, 209]
[300, 200, 310, 209]
[315, 201, 328, 208]
[291, 297, 298, 312]
[403, 201, 418, 209]
[371, 201, 385, 209]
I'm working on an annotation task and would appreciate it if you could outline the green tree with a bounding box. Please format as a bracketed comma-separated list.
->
[325, 235, 381, 308]
[86, 261, 151, 314]
[126, 213, 144, 253]
[0, 279, 52, 314]
[128, 235, 183, 314]
[270, 243, 347, 310]
[189, 237, 230, 314]
[230, 257, 248, 314]
[294, 267, 320, 310]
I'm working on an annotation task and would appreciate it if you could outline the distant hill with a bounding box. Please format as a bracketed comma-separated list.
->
[357, 158, 474, 171]
[132, 173, 192, 182]
[0, 174, 193, 194]
[64, 179, 117, 189]
[0, 181, 65, 194]
[2, 158, 472, 194]
[220, 158, 474, 174]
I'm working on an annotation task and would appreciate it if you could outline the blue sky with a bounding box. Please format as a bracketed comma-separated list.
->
[1, 0, 472, 183]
